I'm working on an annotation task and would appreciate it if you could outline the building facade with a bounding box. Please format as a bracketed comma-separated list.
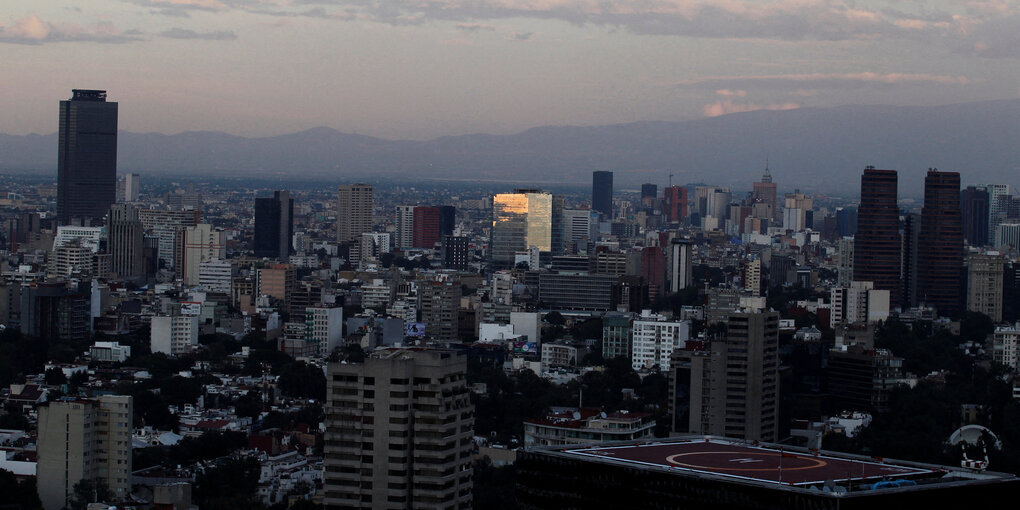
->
[254, 190, 294, 260]
[592, 171, 613, 219]
[57, 90, 118, 225]
[337, 184, 374, 242]
[917, 169, 963, 316]
[37, 395, 133, 510]
[854, 167, 902, 305]
[324, 349, 474, 509]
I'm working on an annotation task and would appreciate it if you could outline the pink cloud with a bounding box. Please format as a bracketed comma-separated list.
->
[703, 100, 799, 117]
[715, 89, 747, 97]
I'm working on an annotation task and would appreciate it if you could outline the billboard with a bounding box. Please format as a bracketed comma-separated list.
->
[180, 302, 202, 316]
[513, 341, 538, 354]
[405, 322, 426, 337]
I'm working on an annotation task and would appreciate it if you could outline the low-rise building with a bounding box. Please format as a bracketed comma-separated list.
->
[523, 408, 654, 447]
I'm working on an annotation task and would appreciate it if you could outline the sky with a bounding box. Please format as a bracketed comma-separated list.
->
[2, 0, 1019, 140]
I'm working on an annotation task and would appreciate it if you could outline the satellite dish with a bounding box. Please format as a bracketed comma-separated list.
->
[572, 411, 581, 420]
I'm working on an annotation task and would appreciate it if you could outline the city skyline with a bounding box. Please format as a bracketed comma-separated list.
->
[2, 1, 1019, 140]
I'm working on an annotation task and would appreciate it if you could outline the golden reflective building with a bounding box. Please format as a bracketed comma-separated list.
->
[491, 189, 553, 266]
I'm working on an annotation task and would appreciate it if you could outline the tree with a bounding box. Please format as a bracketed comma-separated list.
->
[0, 468, 42, 510]
[543, 311, 565, 325]
[194, 456, 263, 510]
[70, 479, 113, 510]
[277, 361, 326, 400]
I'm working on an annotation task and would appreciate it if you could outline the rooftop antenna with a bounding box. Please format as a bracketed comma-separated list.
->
[669, 173, 674, 188]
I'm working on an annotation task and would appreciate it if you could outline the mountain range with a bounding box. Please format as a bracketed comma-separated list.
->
[2, 99, 1018, 195]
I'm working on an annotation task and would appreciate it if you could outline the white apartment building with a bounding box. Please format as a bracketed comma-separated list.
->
[150, 315, 199, 356]
[305, 307, 343, 357]
[91, 341, 131, 362]
[198, 258, 235, 293]
[631, 311, 691, 371]
[993, 322, 1020, 369]
[830, 281, 890, 328]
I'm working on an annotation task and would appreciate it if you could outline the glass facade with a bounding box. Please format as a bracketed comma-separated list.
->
[491, 190, 552, 266]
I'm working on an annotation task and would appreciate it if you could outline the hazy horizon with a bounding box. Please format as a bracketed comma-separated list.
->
[3, 1, 1019, 140]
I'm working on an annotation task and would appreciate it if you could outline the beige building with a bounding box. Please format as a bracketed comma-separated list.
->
[337, 184, 374, 242]
[37, 395, 133, 510]
[181, 223, 225, 286]
[257, 263, 296, 302]
[671, 310, 779, 442]
[325, 349, 474, 509]
[967, 251, 1004, 322]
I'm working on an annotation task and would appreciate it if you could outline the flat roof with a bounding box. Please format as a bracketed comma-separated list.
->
[559, 438, 942, 486]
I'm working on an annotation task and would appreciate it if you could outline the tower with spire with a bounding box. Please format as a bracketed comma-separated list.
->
[753, 160, 778, 221]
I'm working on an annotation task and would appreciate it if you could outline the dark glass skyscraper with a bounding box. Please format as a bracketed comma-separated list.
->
[918, 169, 963, 315]
[57, 90, 118, 225]
[854, 167, 901, 305]
[592, 171, 613, 219]
[960, 185, 990, 247]
[254, 191, 294, 260]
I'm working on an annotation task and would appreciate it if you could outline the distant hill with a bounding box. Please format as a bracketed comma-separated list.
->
[3, 100, 1019, 195]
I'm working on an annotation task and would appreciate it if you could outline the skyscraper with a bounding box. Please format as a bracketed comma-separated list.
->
[254, 190, 294, 260]
[123, 173, 140, 202]
[902, 213, 921, 307]
[412, 206, 441, 249]
[57, 90, 118, 225]
[918, 169, 963, 316]
[854, 167, 901, 305]
[592, 171, 613, 219]
[337, 184, 374, 242]
[663, 186, 687, 223]
[669, 239, 693, 293]
[961, 185, 990, 247]
[752, 166, 778, 221]
[640, 183, 657, 210]
[108, 204, 145, 280]
[490, 189, 553, 267]
[324, 349, 474, 509]
[395, 205, 415, 249]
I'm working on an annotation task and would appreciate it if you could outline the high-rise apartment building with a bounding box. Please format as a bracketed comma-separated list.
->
[324, 349, 474, 509]
[37, 395, 133, 510]
[967, 252, 1005, 322]
[490, 189, 553, 267]
[254, 190, 294, 260]
[57, 90, 118, 225]
[918, 169, 963, 316]
[961, 185, 990, 247]
[108, 204, 145, 280]
[592, 171, 613, 219]
[337, 184, 374, 242]
[987, 184, 1011, 246]
[673, 310, 779, 441]
[630, 312, 690, 372]
[854, 167, 901, 305]
[419, 275, 462, 341]
[837, 237, 854, 286]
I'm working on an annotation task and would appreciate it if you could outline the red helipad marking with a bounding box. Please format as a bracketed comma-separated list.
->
[564, 441, 937, 485]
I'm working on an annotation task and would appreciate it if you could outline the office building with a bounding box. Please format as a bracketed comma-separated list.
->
[123, 173, 140, 202]
[138, 208, 202, 270]
[181, 224, 225, 286]
[998, 222, 1020, 249]
[993, 322, 1020, 369]
[257, 263, 296, 302]
[150, 315, 199, 356]
[640, 183, 657, 209]
[490, 189, 553, 267]
[538, 272, 617, 311]
[592, 171, 613, 219]
[19, 283, 89, 343]
[37, 395, 133, 510]
[968, 252, 1005, 322]
[961, 186, 990, 247]
[828, 346, 906, 412]
[602, 314, 632, 360]
[254, 190, 294, 260]
[395, 205, 415, 249]
[413, 206, 441, 249]
[337, 184, 374, 242]
[854, 167, 901, 305]
[198, 258, 235, 293]
[441, 236, 469, 270]
[640, 246, 665, 299]
[669, 239, 693, 292]
[752, 166, 778, 220]
[57, 90, 118, 225]
[324, 349, 474, 509]
[437, 205, 456, 237]
[917, 169, 963, 316]
[837, 237, 854, 286]
[663, 186, 687, 223]
[836, 207, 857, 237]
[675, 310, 779, 441]
[107, 204, 145, 280]
[988, 184, 1012, 245]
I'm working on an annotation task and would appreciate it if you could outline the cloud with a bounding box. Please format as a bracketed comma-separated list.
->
[0, 14, 144, 44]
[703, 100, 799, 117]
[455, 22, 495, 32]
[160, 27, 237, 40]
[508, 31, 534, 41]
[715, 89, 746, 97]
[675, 72, 972, 90]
